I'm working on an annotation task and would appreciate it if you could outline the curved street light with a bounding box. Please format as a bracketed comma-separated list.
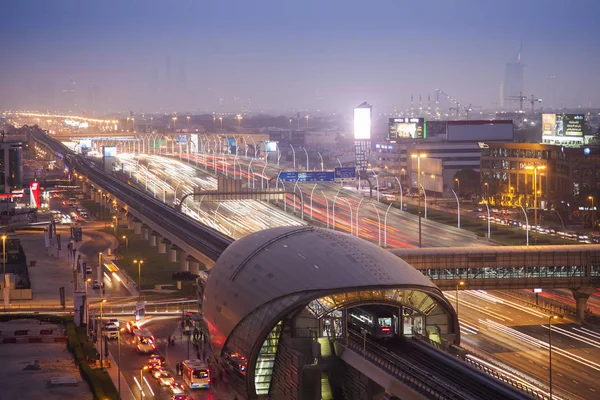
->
[371, 204, 382, 246]
[332, 190, 341, 231]
[383, 202, 393, 248]
[394, 177, 403, 212]
[301, 147, 309, 171]
[419, 183, 427, 219]
[310, 183, 318, 220]
[317, 152, 324, 171]
[320, 190, 330, 229]
[520, 205, 529, 246]
[289, 144, 296, 169]
[355, 197, 365, 238]
[451, 190, 460, 228]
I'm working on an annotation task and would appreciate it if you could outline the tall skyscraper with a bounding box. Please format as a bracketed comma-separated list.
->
[503, 44, 524, 102]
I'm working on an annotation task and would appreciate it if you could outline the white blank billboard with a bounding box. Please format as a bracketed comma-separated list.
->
[103, 146, 117, 157]
[354, 107, 371, 140]
[446, 121, 513, 142]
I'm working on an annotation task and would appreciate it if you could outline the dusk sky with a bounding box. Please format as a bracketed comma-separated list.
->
[1, 0, 599, 115]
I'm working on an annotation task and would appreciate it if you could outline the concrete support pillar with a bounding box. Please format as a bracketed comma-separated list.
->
[180, 254, 190, 272]
[142, 225, 149, 240]
[189, 259, 200, 275]
[571, 288, 594, 320]
[149, 232, 158, 247]
[82, 182, 88, 193]
[169, 245, 178, 263]
[133, 219, 142, 235]
[158, 239, 168, 254]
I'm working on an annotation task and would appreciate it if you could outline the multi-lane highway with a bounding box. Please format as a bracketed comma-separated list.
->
[117, 152, 485, 248]
[454, 290, 600, 399]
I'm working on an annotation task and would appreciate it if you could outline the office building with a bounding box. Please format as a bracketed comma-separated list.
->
[375, 120, 514, 194]
[479, 142, 600, 206]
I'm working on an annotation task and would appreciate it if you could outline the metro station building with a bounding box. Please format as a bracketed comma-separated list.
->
[202, 226, 458, 399]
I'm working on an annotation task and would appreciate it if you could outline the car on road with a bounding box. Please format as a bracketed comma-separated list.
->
[92, 280, 101, 289]
[172, 395, 189, 400]
[126, 320, 139, 333]
[102, 324, 118, 340]
[156, 370, 175, 386]
[169, 381, 186, 395]
[151, 367, 166, 379]
[86, 265, 93, 275]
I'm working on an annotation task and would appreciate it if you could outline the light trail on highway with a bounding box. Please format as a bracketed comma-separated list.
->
[454, 289, 600, 399]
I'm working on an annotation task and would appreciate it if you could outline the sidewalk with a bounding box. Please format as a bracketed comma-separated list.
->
[164, 322, 241, 400]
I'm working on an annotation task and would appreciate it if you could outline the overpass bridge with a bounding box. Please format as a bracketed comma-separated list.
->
[391, 245, 600, 318]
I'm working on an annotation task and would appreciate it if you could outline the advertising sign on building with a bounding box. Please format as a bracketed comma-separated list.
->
[29, 181, 41, 209]
[388, 117, 426, 140]
[542, 114, 584, 137]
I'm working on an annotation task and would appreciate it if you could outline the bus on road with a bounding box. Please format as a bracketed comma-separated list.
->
[181, 359, 210, 389]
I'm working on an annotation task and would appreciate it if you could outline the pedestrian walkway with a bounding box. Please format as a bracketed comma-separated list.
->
[163, 320, 241, 400]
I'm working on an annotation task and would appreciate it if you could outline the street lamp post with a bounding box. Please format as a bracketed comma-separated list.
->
[85, 278, 91, 335]
[301, 147, 309, 171]
[452, 190, 460, 228]
[369, 169, 380, 202]
[411, 154, 426, 248]
[99, 299, 107, 369]
[484, 199, 491, 241]
[2, 235, 6, 306]
[310, 183, 318, 220]
[355, 197, 365, 238]
[289, 144, 296, 169]
[520, 205, 529, 246]
[133, 260, 144, 300]
[117, 328, 124, 397]
[589, 196, 595, 231]
[419, 183, 427, 219]
[122, 235, 128, 251]
[455, 281, 465, 317]
[525, 165, 546, 243]
[394, 177, 403, 212]
[317, 152, 324, 171]
[383, 203, 393, 248]
[371, 204, 382, 246]
[454, 178, 460, 198]
[320, 191, 330, 229]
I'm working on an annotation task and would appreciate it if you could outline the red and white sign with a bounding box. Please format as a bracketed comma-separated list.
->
[30, 181, 41, 208]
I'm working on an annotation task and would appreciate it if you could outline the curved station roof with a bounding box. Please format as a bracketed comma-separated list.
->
[202, 226, 457, 396]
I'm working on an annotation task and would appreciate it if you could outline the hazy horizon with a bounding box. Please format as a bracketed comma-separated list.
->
[1, 0, 599, 114]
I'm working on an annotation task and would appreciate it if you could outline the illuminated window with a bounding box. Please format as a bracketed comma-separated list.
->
[254, 321, 283, 395]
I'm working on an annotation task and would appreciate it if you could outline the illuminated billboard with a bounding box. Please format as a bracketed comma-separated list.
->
[103, 146, 117, 157]
[388, 117, 426, 140]
[30, 181, 41, 209]
[542, 114, 584, 137]
[265, 141, 278, 152]
[354, 105, 371, 140]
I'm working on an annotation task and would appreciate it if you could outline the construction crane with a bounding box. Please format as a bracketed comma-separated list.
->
[462, 104, 482, 119]
[528, 95, 542, 114]
[435, 89, 477, 119]
[507, 91, 527, 112]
